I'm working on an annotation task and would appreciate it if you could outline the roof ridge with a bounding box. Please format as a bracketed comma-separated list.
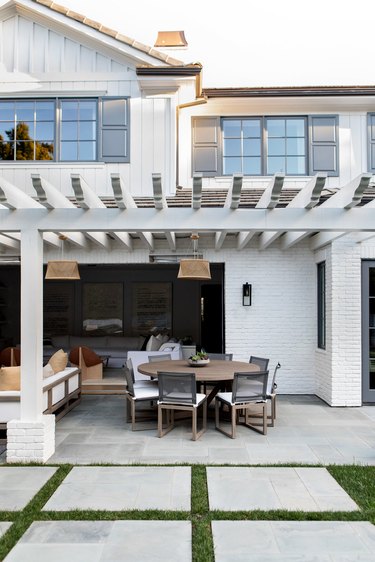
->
[31, 0, 184, 66]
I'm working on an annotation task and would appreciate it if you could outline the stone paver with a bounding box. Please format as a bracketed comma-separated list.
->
[0, 522, 12, 538]
[0, 467, 57, 511]
[4, 520, 191, 562]
[37, 395, 375, 466]
[212, 521, 375, 561]
[43, 466, 191, 511]
[207, 467, 359, 511]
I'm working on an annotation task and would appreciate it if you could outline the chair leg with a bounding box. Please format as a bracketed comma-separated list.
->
[215, 400, 236, 439]
[158, 405, 174, 438]
[244, 403, 267, 435]
[231, 405, 236, 439]
[191, 400, 207, 441]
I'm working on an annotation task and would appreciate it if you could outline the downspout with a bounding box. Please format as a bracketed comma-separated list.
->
[175, 69, 207, 188]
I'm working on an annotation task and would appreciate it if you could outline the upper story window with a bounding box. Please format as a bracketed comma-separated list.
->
[192, 114, 339, 177]
[0, 97, 129, 163]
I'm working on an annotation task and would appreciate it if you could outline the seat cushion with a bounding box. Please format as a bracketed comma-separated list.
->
[131, 385, 159, 400]
[159, 393, 206, 407]
[0, 366, 21, 390]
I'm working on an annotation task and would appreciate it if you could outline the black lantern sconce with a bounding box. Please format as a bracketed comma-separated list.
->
[242, 283, 252, 306]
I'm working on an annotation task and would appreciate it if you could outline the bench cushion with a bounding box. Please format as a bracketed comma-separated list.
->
[0, 366, 20, 390]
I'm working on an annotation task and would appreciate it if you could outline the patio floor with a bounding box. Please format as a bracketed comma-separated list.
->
[3, 393, 370, 466]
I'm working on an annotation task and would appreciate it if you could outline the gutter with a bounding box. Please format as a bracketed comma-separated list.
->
[176, 68, 207, 188]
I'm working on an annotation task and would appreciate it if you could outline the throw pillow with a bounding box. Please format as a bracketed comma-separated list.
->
[0, 366, 20, 390]
[49, 349, 68, 374]
[43, 363, 55, 378]
[146, 335, 162, 351]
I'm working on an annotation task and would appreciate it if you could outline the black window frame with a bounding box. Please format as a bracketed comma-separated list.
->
[0, 96, 129, 163]
[317, 261, 326, 350]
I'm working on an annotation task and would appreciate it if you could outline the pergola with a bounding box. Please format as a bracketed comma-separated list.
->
[0, 170, 374, 461]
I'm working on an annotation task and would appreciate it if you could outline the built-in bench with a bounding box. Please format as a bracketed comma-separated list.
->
[0, 366, 81, 430]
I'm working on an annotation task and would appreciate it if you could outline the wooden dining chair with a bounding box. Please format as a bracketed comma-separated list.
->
[157, 371, 207, 441]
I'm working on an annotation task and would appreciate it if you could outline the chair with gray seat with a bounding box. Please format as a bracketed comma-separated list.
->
[124, 362, 159, 431]
[148, 354, 172, 362]
[215, 370, 269, 438]
[249, 356, 269, 371]
[157, 371, 207, 441]
[207, 353, 233, 361]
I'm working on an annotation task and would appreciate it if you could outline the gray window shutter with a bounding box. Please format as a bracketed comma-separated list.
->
[99, 98, 129, 162]
[368, 113, 375, 173]
[192, 117, 220, 176]
[309, 115, 338, 176]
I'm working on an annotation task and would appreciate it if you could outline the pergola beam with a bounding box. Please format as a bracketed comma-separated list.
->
[281, 173, 371, 250]
[2, 206, 375, 233]
[260, 174, 327, 250]
[110, 173, 153, 251]
[192, 174, 202, 210]
[152, 173, 175, 251]
[0, 234, 20, 251]
[215, 174, 243, 250]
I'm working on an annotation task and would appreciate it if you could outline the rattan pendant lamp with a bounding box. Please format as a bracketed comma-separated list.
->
[177, 233, 211, 280]
[45, 235, 80, 280]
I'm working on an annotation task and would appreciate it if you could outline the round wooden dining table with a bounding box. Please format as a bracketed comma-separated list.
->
[138, 359, 260, 404]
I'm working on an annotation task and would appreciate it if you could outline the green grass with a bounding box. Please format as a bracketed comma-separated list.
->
[0, 463, 374, 562]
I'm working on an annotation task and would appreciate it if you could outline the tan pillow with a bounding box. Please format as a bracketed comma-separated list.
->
[43, 363, 55, 378]
[0, 366, 20, 390]
[49, 349, 68, 374]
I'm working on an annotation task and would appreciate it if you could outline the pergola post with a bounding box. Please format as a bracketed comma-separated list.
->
[6, 228, 55, 463]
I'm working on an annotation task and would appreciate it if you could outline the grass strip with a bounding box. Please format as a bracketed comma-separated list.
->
[191, 465, 214, 562]
[0, 464, 72, 561]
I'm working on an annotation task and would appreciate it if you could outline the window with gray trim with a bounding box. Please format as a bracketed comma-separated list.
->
[317, 261, 326, 350]
[192, 115, 338, 177]
[0, 97, 129, 163]
[368, 113, 375, 172]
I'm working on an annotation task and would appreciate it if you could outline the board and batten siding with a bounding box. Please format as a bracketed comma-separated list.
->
[0, 15, 176, 196]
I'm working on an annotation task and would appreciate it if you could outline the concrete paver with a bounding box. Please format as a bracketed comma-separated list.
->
[0, 522, 12, 538]
[207, 467, 359, 511]
[43, 466, 191, 511]
[4, 521, 192, 562]
[0, 467, 57, 511]
[212, 521, 375, 561]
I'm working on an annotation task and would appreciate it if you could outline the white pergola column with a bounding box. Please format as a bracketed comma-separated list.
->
[7, 229, 55, 463]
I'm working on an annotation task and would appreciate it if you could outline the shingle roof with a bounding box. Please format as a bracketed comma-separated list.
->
[70, 187, 375, 209]
[32, 0, 184, 66]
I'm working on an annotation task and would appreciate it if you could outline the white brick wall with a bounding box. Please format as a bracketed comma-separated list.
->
[206, 239, 317, 395]
[6, 415, 55, 463]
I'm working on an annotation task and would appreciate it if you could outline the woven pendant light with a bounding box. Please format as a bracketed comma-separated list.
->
[45, 236, 80, 280]
[177, 234, 211, 280]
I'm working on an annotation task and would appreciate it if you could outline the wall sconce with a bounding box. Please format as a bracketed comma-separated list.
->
[242, 283, 251, 306]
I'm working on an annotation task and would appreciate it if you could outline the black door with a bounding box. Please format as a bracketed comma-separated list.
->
[200, 284, 224, 353]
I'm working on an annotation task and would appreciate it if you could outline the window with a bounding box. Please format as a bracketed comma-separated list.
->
[192, 115, 338, 177]
[317, 261, 326, 349]
[0, 97, 129, 162]
[368, 113, 375, 172]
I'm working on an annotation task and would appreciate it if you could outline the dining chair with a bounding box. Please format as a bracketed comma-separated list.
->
[268, 362, 281, 426]
[148, 354, 172, 362]
[215, 370, 269, 438]
[201, 352, 233, 393]
[126, 358, 158, 388]
[249, 355, 269, 371]
[124, 366, 159, 431]
[157, 371, 207, 440]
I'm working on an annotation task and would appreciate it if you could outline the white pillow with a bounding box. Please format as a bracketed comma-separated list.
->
[43, 363, 55, 378]
[146, 335, 162, 351]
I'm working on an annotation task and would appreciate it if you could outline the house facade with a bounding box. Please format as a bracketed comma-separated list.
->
[0, 0, 374, 462]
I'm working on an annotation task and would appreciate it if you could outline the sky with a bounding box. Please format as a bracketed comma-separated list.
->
[4, 0, 375, 87]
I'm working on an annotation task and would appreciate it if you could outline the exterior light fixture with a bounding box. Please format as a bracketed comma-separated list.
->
[45, 235, 80, 280]
[242, 283, 251, 306]
[177, 234, 211, 280]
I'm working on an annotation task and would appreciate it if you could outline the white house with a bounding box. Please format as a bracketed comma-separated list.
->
[0, 0, 374, 462]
